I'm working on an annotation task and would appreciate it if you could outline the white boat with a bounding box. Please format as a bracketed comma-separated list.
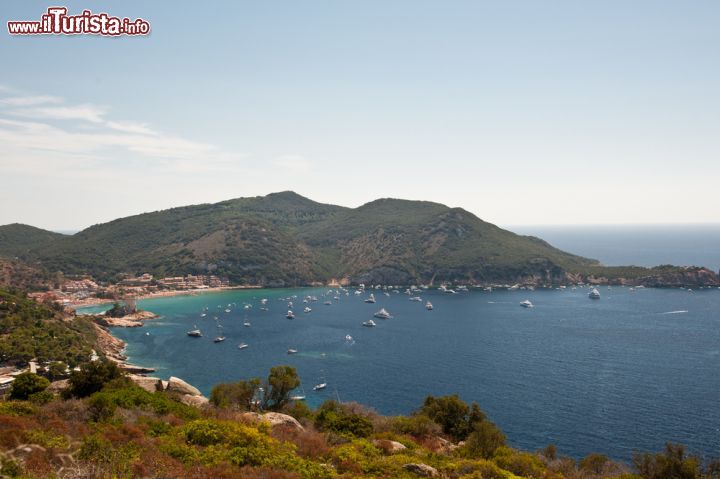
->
[213, 336, 226, 343]
[425, 301, 433, 310]
[237, 343, 249, 349]
[304, 306, 312, 313]
[313, 382, 327, 391]
[520, 299, 534, 308]
[373, 308, 392, 319]
[364, 294, 376, 303]
[200, 313, 207, 317]
[187, 327, 202, 337]
[324, 301, 332, 305]
[286, 310, 295, 319]
[243, 321, 251, 327]
[287, 348, 298, 354]
[362, 319, 377, 327]
[589, 288, 601, 299]
[290, 386, 306, 401]
[260, 298, 268, 305]
[345, 334, 353, 341]
[409, 296, 422, 302]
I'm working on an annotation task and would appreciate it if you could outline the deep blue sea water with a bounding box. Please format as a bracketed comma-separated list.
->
[509, 224, 720, 273]
[81, 286, 720, 461]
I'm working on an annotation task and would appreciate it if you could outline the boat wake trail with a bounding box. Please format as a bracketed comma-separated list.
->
[658, 310, 689, 315]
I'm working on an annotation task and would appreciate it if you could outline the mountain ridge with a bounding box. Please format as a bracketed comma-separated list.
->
[0, 192, 717, 287]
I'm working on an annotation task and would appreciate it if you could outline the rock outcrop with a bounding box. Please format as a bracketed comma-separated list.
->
[241, 412, 305, 431]
[178, 394, 210, 408]
[166, 376, 202, 396]
[373, 439, 407, 453]
[403, 463, 440, 477]
[129, 374, 163, 393]
[94, 310, 159, 328]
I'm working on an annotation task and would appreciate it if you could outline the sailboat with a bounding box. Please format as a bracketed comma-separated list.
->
[362, 319, 377, 327]
[213, 324, 226, 342]
[373, 308, 392, 319]
[364, 294, 376, 303]
[589, 288, 601, 299]
[187, 326, 202, 337]
[290, 386, 306, 401]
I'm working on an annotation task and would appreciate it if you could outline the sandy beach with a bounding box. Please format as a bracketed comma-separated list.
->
[69, 285, 260, 309]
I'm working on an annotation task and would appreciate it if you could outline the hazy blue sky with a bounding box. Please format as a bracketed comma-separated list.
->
[1, 1, 719, 230]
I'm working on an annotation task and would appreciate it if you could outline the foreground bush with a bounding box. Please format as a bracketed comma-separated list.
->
[9, 372, 49, 400]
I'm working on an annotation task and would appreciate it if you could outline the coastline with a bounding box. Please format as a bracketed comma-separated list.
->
[69, 285, 258, 309]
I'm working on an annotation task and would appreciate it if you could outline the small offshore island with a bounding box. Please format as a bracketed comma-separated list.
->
[0, 193, 718, 478]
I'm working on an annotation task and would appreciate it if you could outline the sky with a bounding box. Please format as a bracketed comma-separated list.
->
[1, 1, 719, 231]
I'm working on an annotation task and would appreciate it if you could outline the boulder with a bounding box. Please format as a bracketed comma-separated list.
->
[166, 376, 202, 396]
[262, 412, 304, 430]
[403, 463, 440, 477]
[373, 439, 407, 453]
[129, 375, 163, 393]
[436, 436, 459, 454]
[178, 394, 209, 408]
[241, 412, 304, 431]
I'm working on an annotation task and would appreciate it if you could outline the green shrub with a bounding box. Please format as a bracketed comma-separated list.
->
[460, 421, 506, 459]
[494, 448, 545, 478]
[262, 365, 300, 411]
[392, 414, 442, 438]
[88, 392, 118, 422]
[633, 443, 699, 479]
[458, 459, 512, 479]
[9, 372, 50, 400]
[0, 400, 36, 416]
[28, 389, 54, 405]
[420, 394, 486, 440]
[184, 420, 227, 446]
[210, 378, 260, 410]
[46, 361, 69, 380]
[315, 400, 373, 438]
[88, 385, 199, 420]
[0, 458, 23, 478]
[66, 359, 124, 398]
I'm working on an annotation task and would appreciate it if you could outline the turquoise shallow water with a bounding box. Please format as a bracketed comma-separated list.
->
[81, 287, 720, 461]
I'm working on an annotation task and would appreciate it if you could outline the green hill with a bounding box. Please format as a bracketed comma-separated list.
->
[0, 224, 65, 260]
[0, 192, 716, 287]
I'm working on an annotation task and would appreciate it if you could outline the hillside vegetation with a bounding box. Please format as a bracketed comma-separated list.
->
[0, 290, 96, 367]
[0, 192, 716, 287]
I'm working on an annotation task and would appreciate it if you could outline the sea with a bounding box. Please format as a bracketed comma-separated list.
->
[77, 226, 720, 462]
